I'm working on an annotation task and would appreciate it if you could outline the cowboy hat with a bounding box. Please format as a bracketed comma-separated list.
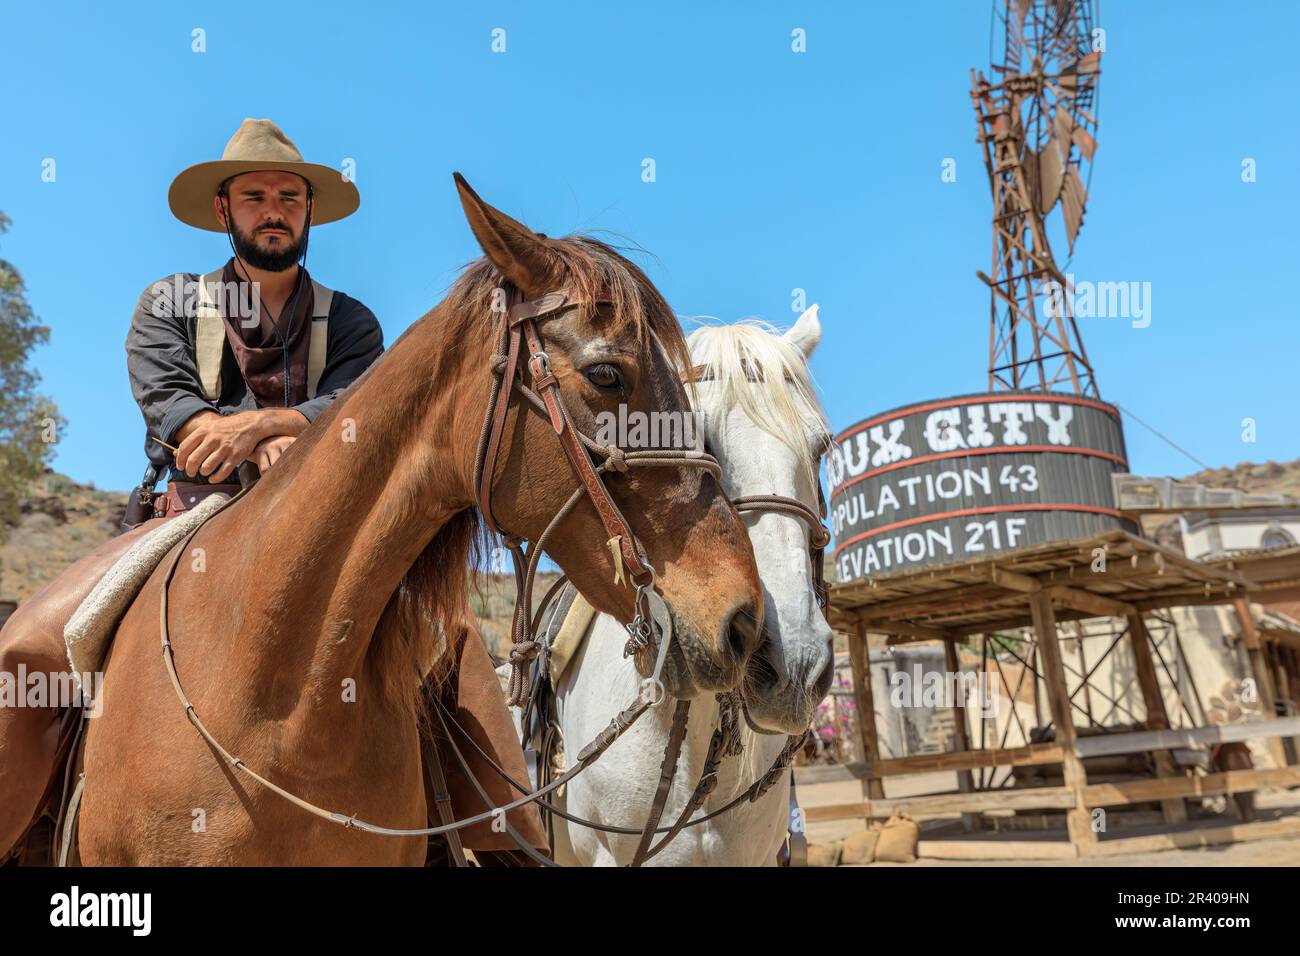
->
[168, 118, 359, 232]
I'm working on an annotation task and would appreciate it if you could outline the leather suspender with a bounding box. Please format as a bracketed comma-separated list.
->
[306, 280, 333, 399]
[194, 270, 226, 401]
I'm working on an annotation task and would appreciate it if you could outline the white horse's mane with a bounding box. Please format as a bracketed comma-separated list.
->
[685, 320, 830, 486]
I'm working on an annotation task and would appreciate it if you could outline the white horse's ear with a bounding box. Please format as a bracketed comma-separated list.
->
[784, 305, 821, 359]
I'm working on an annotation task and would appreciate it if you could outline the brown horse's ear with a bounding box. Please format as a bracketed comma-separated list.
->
[454, 172, 558, 298]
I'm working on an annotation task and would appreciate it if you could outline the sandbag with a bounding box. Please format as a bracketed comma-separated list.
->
[874, 813, 919, 863]
[841, 826, 881, 865]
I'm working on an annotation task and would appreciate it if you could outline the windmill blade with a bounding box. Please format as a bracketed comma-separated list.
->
[1013, 0, 1032, 32]
[1071, 124, 1097, 161]
[1023, 145, 1041, 212]
[1061, 166, 1088, 252]
[1058, 51, 1101, 92]
[1052, 0, 1077, 28]
[1037, 113, 1067, 213]
[1047, 0, 1080, 56]
[1061, 50, 1102, 75]
[1004, 0, 1031, 72]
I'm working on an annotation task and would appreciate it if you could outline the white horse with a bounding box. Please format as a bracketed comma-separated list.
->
[546, 306, 835, 866]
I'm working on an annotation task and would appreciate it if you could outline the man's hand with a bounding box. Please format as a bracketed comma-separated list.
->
[174, 412, 264, 484]
[173, 408, 307, 484]
[252, 435, 296, 473]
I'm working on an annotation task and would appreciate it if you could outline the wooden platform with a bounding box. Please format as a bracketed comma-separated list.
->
[828, 529, 1247, 638]
[823, 528, 1300, 856]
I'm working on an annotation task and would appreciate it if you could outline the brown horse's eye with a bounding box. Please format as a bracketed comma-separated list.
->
[584, 364, 623, 394]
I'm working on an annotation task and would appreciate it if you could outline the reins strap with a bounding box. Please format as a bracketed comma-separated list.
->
[420, 728, 468, 867]
[629, 698, 692, 867]
[430, 705, 556, 867]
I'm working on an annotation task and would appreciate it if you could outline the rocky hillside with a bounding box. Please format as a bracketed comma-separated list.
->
[1173, 458, 1300, 498]
[1139, 458, 1300, 552]
[0, 470, 126, 603]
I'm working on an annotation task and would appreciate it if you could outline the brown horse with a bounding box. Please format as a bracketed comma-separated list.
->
[62, 176, 762, 865]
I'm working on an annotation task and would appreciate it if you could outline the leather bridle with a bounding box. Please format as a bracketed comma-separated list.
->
[733, 494, 830, 610]
[475, 283, 726, 710]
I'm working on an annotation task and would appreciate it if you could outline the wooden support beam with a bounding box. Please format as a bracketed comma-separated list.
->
[849, 621, 885, 800]
[984, 565, 1040, 593]
[1047, 585, 1135, 620]
[1030, 590, 1096, 847]
[1037, 554, 1168, 587]
[949, 607, 1101, 638]
[1127, 613, 1186, 825]
[1233, 597, 1289, 768]
[1084, 766, 1300, 806]
[802, 785, 1077, 823]
[944, 639, 979, 833]
[885, 633, 936, 647]
[1074, 715, 1300, 758]
[865, 618, 950, 643]
[1130, 591, 1242, 612]
[868, 742, 1066, 778]
[797, 743, 1067, 783]
[853, 583, 1019, 622]
[1127, 614, 1171, 731]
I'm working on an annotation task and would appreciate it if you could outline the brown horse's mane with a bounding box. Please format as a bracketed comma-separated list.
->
[441, 234, 692, 374]
[369, 234, 692, 716]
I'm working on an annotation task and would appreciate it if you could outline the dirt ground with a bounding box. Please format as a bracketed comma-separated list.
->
[800, 768, 1300, 867]
[857, 835, 1300, 867]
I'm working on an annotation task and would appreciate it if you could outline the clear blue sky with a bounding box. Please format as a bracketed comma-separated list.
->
[2, 1, 1296, 491]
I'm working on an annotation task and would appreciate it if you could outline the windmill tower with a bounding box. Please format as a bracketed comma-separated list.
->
[972, 0, 1102, 396]
[828, 0, 1128, 582]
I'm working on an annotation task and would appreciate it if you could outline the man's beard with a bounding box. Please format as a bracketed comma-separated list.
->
[230, 219, 306, 271]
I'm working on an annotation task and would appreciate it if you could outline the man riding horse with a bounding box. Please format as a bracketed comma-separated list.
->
[0, 119, 543, 863]
[124, 117, 381, 519]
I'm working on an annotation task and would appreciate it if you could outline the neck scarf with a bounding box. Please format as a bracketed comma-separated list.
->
[218, 257, 314, 407]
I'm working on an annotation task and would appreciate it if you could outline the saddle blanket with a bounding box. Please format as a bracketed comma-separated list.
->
[64, 492, 231, 702]
[542, 585, 598, 686]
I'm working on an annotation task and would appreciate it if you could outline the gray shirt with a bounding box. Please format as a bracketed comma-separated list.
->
[125, 270, 384, 481]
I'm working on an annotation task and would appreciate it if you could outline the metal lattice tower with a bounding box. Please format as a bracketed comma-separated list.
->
[972, 0, 1102, 396]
